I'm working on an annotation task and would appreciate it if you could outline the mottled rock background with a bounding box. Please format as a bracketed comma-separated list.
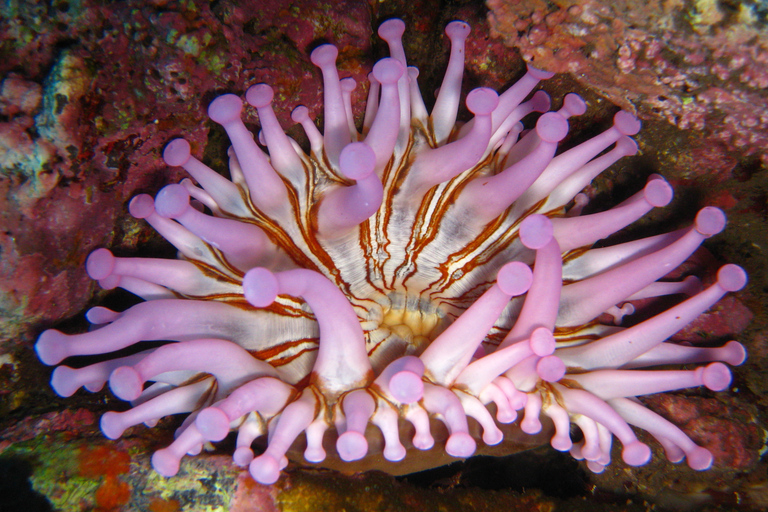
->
[1, 0, 766, 510]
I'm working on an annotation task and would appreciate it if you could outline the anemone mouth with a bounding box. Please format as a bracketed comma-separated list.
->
[376, 291, 450, 351]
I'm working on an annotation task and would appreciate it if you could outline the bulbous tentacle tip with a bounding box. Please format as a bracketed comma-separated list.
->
[536, 355, 566, 382]
[495, 407, 518, 424]
[303, 445, 326, 464]
[622, 441, 652, 466]
[530, 90, 552, 113]
[587, 460, 608, 473]
[339, 142, 376, 180]
[445, 20, 470, 39]
[100, 411, 125, 440]
[162, 138, 191, 167]
[336, 431, 369, 461]
[340, 77, 356, 93]
[36, 330, 68, 366]
[389, 370, 424, 403]
[615, 136, 639, 156]
[525, 63, 555, 80]
[109, 366, 143, 401]
[243, 267, 280, 308]
[723, 340, 748, 366]
[717, 263, 748, 292]
[207, 94, 244, 125]
[377, 18, 406, 42]
[384, 444, 407, 462]
[561, 93, 587, 117]
[128, 194, 155, 219]
[154, 184, 190, 218]
[518, 213, 554, 249]
[291, 105, 309, 123]
[233, 447, 255, 467]
[372, 58, 404, 85]
[50, 365, 78, 397]
[309, 44, 338, 67]
[496, 261, 534, 296]
[687, 447, 714, 471]
[695, 206, 727, 236]
[576, 442, 602, 462]
[245, 83, 274, 108]
[702, 362, 732, 391]
[152, 449, 181, 477]
[445, 432, 476, 458]
[413, 432, 435, 451]
[249, 454, 281, 485]
[644, 177, 673, 207]
[98, 275, 121, 290]
[86, 248, 115, 280]
[196, 407, 231, 442]
[613, 110, 642, 135]
[535, 112, 569, 143]
[483, 427, 504, 446]
[465, 87, 499, 116]
[551, 432, 573, 452]
[529, 327, 556, 357]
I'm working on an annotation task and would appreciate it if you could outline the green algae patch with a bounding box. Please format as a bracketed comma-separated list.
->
[4, 436, 103, 512]
[138, 455, 239, 512]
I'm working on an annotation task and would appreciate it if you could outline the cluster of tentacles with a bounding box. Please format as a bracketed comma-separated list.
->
[36, 19, 747, 485]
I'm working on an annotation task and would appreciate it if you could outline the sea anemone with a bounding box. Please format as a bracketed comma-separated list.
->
[35, 19, 747, 485]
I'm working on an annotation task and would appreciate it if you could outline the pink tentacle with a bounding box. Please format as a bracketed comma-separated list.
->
[459, 112, 568, 224]
[36, 299, 257, 366]
[498, 214, 562, 348]
[609, 397, 713, 470]
[551, 175, 674, 252]
[516, 110, 641, 212]
[152, 422, 207, 477]
[162, 138, 245, 215]
[543, 136, 638, 212]
[431, 21, 471, 143]
[250, 390, 317, 484]
[373, 355, 425, 404]
[245, 84, 305, 179]
[558, 264, 747, 369]
[195, 377, 295, 442]
[420, 261, 533, 386]
[128, 194, 213, 262]
[50, 349, 152, 397]
[623, 340, 747, 369]
[364, 58, 403, 170]
[422, 383, 476, 457]
[207, 94, 288, 213]
[154, 183, 275, 271]
[567, 362, 732, 400]
[556, 385, 652, 466]
[408, 88, 499, 195]
[291, 106, 323, 156]
[309, 44, 353, 168]
[455, 327, 555, 395]
[101, 378, 213, 440]
[336, 389, 376, 461]
[242, 267, 372, 396]
[376, 19, 411, 136]
[317, 142, 383, 235]
[557, 207, 729, 327]
[108, 338, 278, 401]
